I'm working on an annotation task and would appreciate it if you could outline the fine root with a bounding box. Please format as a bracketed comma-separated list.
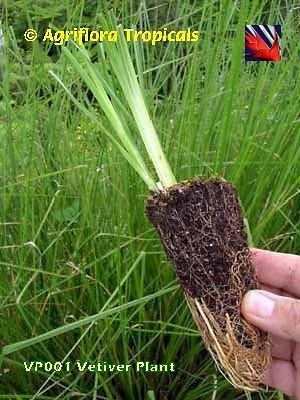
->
[146, 177, 271, 390]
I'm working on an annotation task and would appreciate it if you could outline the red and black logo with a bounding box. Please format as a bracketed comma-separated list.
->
[245, 25, 282, 62]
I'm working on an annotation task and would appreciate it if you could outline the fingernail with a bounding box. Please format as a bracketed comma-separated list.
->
[244, 291, 275, 318]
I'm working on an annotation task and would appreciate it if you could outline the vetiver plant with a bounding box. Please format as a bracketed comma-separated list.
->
[54, 15, 271, 391]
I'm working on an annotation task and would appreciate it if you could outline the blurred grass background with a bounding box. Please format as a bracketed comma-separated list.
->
[0, 0, 299, 398]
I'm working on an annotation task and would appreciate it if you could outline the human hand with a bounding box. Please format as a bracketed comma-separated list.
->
[241, 248, 300, 399]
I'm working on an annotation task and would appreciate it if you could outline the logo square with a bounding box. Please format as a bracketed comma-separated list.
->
[245, 25, 282, 62]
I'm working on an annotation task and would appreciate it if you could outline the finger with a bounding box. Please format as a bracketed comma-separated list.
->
[263, 359, 295, 397]
[251, 248, 300, 297]
[269, 334, 294, 361]
[259, 283, 281, 295]
[293, 342, 300, 369]
[241, 290, 300, 342]
[259, 283, 297, 299]
[255, 287, 296, 361]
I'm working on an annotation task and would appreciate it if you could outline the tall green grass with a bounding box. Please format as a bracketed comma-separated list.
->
[1, 0, 299, 398]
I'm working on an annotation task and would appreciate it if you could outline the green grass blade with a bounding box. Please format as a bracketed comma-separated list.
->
[100, 14, 176, 188]
[60, 45, 157, 190]
[1, 285, 178, 356]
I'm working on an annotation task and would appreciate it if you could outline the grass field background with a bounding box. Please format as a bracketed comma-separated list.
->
[1, 0, 299, 398]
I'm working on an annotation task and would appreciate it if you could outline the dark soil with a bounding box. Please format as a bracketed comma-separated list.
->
[146, 177, 263, 347]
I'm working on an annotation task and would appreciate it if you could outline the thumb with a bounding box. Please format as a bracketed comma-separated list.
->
[241, 289, 300, 342]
